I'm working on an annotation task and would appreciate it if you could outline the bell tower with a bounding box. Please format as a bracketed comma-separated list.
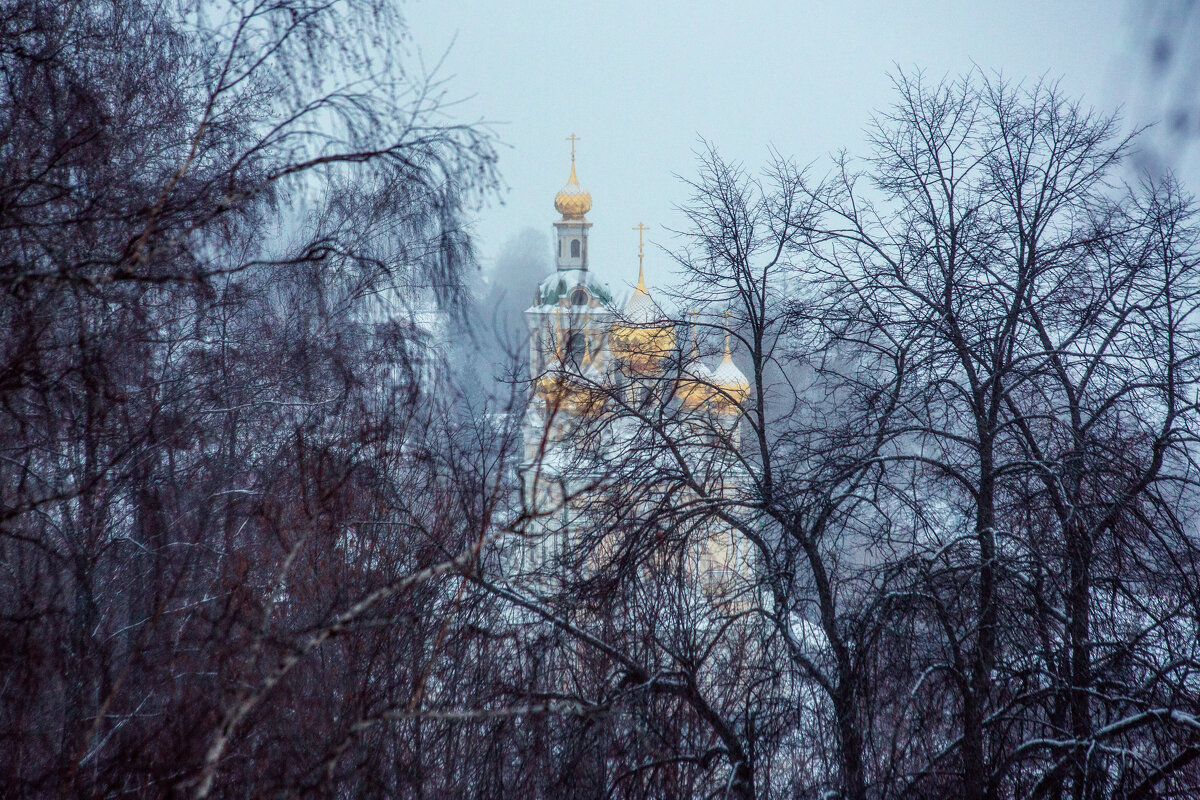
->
[553, 134, 593, 271]
[524, 134, 613, 435]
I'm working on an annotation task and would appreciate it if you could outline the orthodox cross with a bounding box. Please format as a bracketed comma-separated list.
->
[566, 133, 580, 162]
[632, 222, 649, 256]
[633, 222, 649, 287]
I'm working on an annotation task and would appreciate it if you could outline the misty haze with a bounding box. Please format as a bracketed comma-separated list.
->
[3, 2, 1200, 800]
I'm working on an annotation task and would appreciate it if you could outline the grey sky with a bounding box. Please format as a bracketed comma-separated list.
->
[405, 0, 1167, 299]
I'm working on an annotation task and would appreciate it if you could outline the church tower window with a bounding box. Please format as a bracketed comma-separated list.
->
[571, 239, 581, 258]
[566, 332, 587, 369]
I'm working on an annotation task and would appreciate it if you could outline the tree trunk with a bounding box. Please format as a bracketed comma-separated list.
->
[1067, 518, 1094, 800]
[835, 688, 867, 800]
[965, 443, 998, 800]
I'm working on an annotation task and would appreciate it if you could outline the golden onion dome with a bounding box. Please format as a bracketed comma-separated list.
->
[609, 265, 675, 373]
[676, 318, 715, 409]
[710, 329, 750, 410]
[677, 359, 715, 409]
[554, 159, 592, 219]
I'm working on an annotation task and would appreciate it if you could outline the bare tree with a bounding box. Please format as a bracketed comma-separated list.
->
[0, 2, 528, 798]
[501, 72, 1200, 800]
[792, 70, 1200, 800]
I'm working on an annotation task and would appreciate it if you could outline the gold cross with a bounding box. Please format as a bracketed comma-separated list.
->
[632, 222, 650, 290]
[632, 222, 649, 256]
[566, 133, 580, 161]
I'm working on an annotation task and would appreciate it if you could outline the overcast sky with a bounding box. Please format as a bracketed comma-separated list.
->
[403, 0, 1188, 299]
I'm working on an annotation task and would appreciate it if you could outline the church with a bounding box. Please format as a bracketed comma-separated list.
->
[515, 137, 755, 604]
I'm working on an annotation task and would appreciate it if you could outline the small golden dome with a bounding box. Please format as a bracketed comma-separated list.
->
[710, 329, 750, 410]
[677, 316, 715, 409]
[610, 264, 674, 373]
[554, 160, 592, 219]
[677, 368, 715, 409]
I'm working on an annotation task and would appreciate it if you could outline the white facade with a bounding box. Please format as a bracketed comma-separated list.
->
[515, 151, 754, 604]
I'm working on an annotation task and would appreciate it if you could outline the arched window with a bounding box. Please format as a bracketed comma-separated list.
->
[570, 239, 581, 258]
[566, 332, 587, 369]
[570, 288, 589, 306]
[558, 239, 563, 257]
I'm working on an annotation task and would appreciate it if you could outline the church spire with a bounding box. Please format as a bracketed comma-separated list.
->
[633, 222, 649, 294]
[554, 134, 592, 219]
[553, 134, 593, 272]
[712, 310, 750, 407]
